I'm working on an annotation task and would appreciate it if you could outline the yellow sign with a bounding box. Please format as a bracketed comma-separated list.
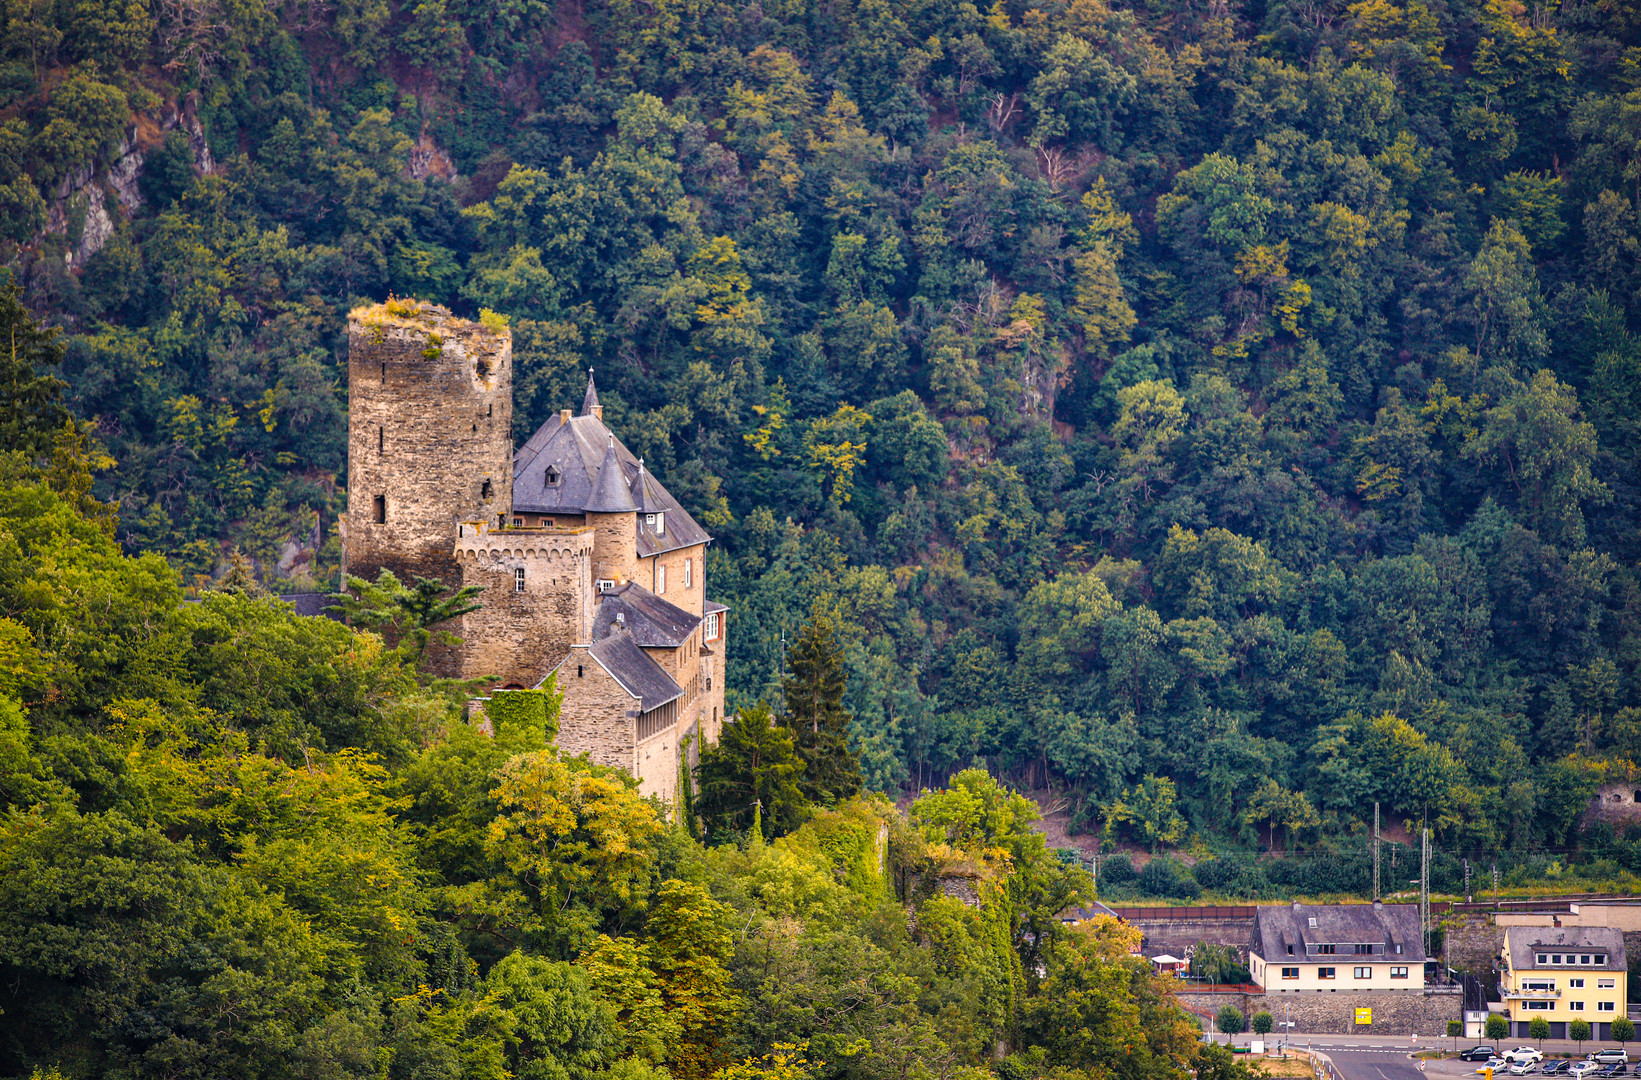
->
[1355, 1007, 1373, 1025]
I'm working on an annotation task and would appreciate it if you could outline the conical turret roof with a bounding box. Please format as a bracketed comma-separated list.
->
[629, 459, 667, 513]
[583, 435, 638, 512]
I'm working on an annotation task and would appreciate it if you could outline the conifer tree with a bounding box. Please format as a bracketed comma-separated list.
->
[781, 611, 862, 803]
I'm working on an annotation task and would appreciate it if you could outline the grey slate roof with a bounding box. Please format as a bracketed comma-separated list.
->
[582, 371, 600, 415]
[585, 630, 683, 711]
[592, 582, 701, 648]
[629, 462, 667, 514]
[704, 600, 728, 615]
[1504, 927, 1626, 970]
[511, 393, 712, 556]
[1252, 902, 1425, 964]
[585, 438, 639, 512]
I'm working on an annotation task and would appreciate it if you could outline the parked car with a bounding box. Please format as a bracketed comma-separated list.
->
[1507, 1050, 1546, 1065]
[1592, 1066, 1627, 1079]
[1569, 1063, 1600, 1078]
[1591, 1053, 1632, 1066]
[1510, 1061, 1541, 1075]
[1479, 1060, 1509, 1074]
[1543, 1061, 1572, 1075]
[1463, 1048, 1502, 1063]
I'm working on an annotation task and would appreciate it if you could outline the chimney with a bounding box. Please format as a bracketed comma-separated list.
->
[560, 408, 572, 423]
[1292, 901, 1302, 911]
[593, 403, 604, 421]
[1374, 900, 1382, 909]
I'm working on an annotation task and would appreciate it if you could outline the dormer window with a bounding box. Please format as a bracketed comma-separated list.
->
[646, 512, 665, 535]
[1308, 918, 1317, 928]
[544, 465, 561, 486]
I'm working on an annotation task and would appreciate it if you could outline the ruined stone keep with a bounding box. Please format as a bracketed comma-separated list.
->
[342, 300, 728, 805]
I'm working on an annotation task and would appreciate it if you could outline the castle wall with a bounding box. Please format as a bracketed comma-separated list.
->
[453, 524, 593, 687]
[343, 303, 512, 604]
[643, 543, 706, 616]
[555, 651, 639, 774]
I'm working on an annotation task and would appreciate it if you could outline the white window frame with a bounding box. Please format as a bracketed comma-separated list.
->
[1570, 1001, 1585, 1012]
[597, 579, 615, 593]
[704, 612, 720, 641]
[1354, 967, 1372, 979]
[514, 567, 526, 592]
[1391, 966, 1409, 979]
[1571, 979, 1585, 988]
[1538, 954, 1549, 964]
[1598, 1002, 1616, 1013]
[1526, 1001, 1552, 1011]
[1598, 979, 1616, 989]
[656, 564, 666, 594]
[684, 558, 692, 587]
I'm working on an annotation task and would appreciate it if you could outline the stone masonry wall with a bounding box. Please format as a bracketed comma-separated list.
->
[453, 525, 593, 687]
[1129, 917, 1256, 959]
[1443, 914, 1503, 977]
[634, 723, 679, 808]
[588, 510, 638, 586]
[1177, 989, 1462, 1036]
[555, 649, 642, 779]
[343, 302, 512, 617]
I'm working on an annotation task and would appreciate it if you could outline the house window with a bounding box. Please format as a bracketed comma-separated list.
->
[1317, 945, 1336, 955]
[1394, 944, 1404, 954]
[1524, 980, 1556, 991]
[512, 517, 523, 527]
[646, 512, 665, 535]
[705, 612, 720, 641]
[1598, 1002, 1616, 1013]
[1537, 954, 1549, 965]
[684, 558, 692, 587]
[1391, 967, 1409, 979]
[373, 495, 387, 523]
[656, 564, 666, 594]
[1594, 954, 1607, 965]
[1281, 968, 1299, 980]
[1598, 979, 1616, 989]
[1570, 1001, 1585, 1012]
[1308, 918, 1318, 928]
[514, 568, 526, 592]
[1526, 1001, 1551, 1011]
[1354, 967, 1372, 979]
[1287, 945, 1295, 955]
[1355, 944, 1373, 955]
[1571, 979, 1585, 988]
[1318, 968, 1335, 979]
[1553, 955, 1563, 965]
[597, 579, 615, 593]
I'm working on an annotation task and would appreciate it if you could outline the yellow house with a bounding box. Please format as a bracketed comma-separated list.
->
[1500, 927, 1628, 1040]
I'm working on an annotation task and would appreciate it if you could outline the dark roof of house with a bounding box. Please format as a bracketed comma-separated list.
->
[512, 378, 710, 556]
[1252, 903, 1425, 964]
[582, 371, 600, 415]
[282, 592, 345, 620]
[704, 600, 728, 615]
[582, 630, 683, 712]
[1504, 927, 1626, 969]
[592, 582, 700, 648]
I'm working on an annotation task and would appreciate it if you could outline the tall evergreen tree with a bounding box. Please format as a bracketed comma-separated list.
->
[696, 702, 807, 838]
[0, 284, 67, 458]
[781, 611, 862, 803]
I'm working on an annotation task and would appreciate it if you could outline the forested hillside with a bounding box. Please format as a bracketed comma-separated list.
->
[5, 0, 1641, 874]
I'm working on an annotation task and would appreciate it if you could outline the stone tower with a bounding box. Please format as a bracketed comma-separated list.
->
[343, 300, 513, 592]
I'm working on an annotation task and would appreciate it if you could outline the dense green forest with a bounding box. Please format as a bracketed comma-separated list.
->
[0, 445, 1242, 1078]
[6, 0, 1641, 877]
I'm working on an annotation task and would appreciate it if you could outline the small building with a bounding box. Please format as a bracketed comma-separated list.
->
[1250, 901, 1426, 992]
[1151, 954, 1186, 975]
[1499, 927, 1628, 1040]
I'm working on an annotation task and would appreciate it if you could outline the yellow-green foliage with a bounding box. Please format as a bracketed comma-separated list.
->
[485, 686, 559, 746]
[422, 331, 444, 359]
[479, 308, 511, 332]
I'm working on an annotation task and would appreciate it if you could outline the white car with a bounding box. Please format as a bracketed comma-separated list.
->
[1569, 1064, 1599, 1078]
[1479, 1061, 1509, 1075]
[1506, 1050, 1546, 1065]
[1509, 1063, 1539, 1076]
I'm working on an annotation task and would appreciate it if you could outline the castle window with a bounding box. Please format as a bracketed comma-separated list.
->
[482, 479, 493, 499]
[704, 613, 719, 641]
[597, 579, 614, 593]
[378, 426, 384, 453]
[381, 362, 386, 383]
[656, 564, 666, 594]
[577, 665, 583, 678]
[646, 512, 665, 535]
[373, 495, 386, 523]
[684, 558, 692, 587]
[545, 465, 560, 486]
[515, 568, 526, 592]
[512, 518, 523, 527]
[488, 403, 493, 418]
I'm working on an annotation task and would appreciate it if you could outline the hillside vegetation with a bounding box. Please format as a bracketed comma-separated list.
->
[5, 0, 1641, 877]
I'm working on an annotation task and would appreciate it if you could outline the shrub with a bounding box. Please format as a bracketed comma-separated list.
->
[1137, 856, 1200, 899]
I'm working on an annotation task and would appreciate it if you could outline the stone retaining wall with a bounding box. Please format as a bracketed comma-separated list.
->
[1177, 989, 1462, 1036]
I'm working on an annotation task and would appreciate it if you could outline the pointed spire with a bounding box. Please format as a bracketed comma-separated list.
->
[584, 433, 637, 512]
[582, 368, 602, 419]
[629, 456, 666, 513]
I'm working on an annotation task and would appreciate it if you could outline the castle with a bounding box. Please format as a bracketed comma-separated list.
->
[338, 300, 726, 805]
